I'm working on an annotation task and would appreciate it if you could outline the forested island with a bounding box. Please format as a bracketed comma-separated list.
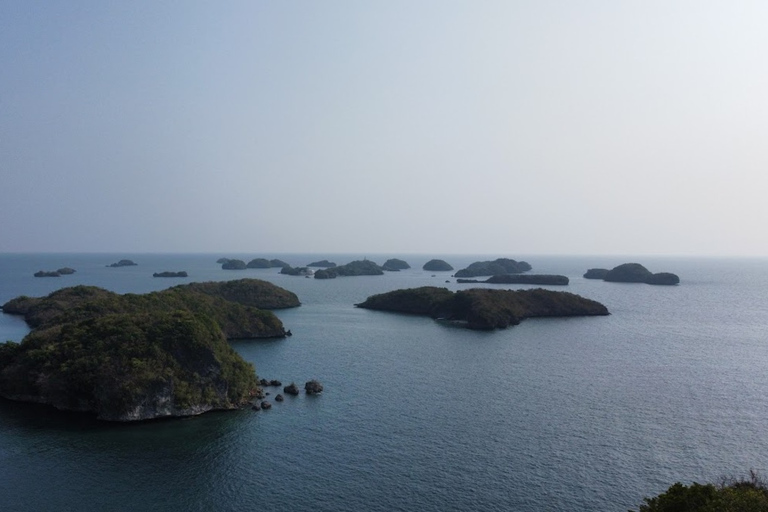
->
[382, 258, 410, 271]
[107, 259, 137, 267]
[356, 286, 608, 330]
[584, 263, 680, 285]
[0, 279, 300, 421]
[454, 258, 532, 278]
[311, 260, 384, 279]
[153, 271, 188, 278]
[422, 259, 453, 271]
[457, 274, 569, 285]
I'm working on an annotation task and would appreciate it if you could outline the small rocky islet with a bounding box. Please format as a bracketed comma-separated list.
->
[584, 263, 680, 285]
[107, 259, 137, 268]
[153, 271, 188, 278]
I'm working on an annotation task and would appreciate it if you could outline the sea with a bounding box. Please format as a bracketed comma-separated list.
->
[0, 253, 767, 512]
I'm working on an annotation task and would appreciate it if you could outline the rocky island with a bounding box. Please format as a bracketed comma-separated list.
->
[246, 258, 272, 269]
[422, 259, 453, 271]
[107, 259, 137, 267]
[457, 274, 569, 285]
[382, 258, 410, 271]
[33, 267, 77, 278]
[356, 286, 608, 330]
[153, 271, 188, 278]
[312, 260, 384, 278]
[0, 278, 300, 421]
[454, 258, 532, 278]
[221, 259, 247, 270]
[307, 259, 337, 268]
[584, 263, 680, 285]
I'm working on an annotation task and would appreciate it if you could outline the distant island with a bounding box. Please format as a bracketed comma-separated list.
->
[356, 286, 608, 330]
[312, 259, 384, 278]
[454, 258, 531, 278]
[584, 263, 680, 285]
[153, 271, 188, 278]
[246, 258, 272, 269]
[280, 265, 314, 276]
[0, 279, 300, 421]
[307, 259, 337, 268]
[221, 259, 247, 270]
[34, 267, 77, 278]
[107, 259, 137, 268]
[422, 259, 453, 271]
[382, 258, 410, 271]
[457, 274, 569, 286]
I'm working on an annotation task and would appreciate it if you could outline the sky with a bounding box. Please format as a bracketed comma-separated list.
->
[1, 1, 767, 256]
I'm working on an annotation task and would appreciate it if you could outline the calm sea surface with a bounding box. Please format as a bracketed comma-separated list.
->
[0, 253, 767, 511]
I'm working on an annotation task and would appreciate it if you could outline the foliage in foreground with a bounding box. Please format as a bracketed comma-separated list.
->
[635, 471, 768, 512]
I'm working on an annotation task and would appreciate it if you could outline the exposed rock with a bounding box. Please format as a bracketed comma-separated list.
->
[423, 259, 453, 271]
[57, 267, 76, 275]
[261, 400, 272, 410]
[583, 268, 609, 279]
[251, 403, 261, 411]
[153, 271, 188, 278]
[356, 286, 609, 330]
[246, 258, 272, 269]
[107, 259, 137, 268]
[275, 394, 284, 402]
[307, 259, 337, 268]
[454, 258, 531, 278]
[269, 379, 282, 387]
[305, 380, 323, 395]
[284, 383, 300, 396]
[221, 259, 247, 270]
[382, 258, 411, 271]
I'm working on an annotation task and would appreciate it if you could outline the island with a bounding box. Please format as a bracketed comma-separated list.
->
[270, 259, 289, 268]
[107, 259, 137, 267]
[422, 259, 453, 271]
[246, 258, 272, 269]
[307, 259, 337, 268]
[382, 258, 410, 271]
[314, 269, 337, 279]
[221, 259, 247, 270]
[457, 274, 569, 285]
[57, 267, 76, 275]
[153, 271, 188, 278]
[454, 258, 532, 278]
[280, 265, 314, 276]
[0, 278, 300, 422]
[33, 271, 61, 277]
[313, 259, 384, 278]
[355, 286, 608, 330]
[585, 263, 680, 285]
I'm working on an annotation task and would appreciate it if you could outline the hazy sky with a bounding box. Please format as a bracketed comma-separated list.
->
[2, 1, 767, 256]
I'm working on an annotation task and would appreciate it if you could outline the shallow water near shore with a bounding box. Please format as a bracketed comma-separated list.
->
[1, 253, 767, 511]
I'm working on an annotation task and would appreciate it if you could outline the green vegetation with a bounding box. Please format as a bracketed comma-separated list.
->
[246, 258, 272, 268]
[599, 263, 680, 285]
[0, 278, 301, 421]
[454, 258, 532, 278]
[317, 260, 383, 277]
[221, 259, 247, 270]
[356, 286, 608, 330]
[382, 258, 410, 271]
[457, 274, 569, 285]
[153, 271, 188, 278]
[307, 259, 336, 268]
[422, 259, 453, 271]
[635, 472, 768, 511]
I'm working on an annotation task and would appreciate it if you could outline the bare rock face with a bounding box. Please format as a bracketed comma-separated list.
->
[305, 380, 323, 395]
[284, 383, 300, 396]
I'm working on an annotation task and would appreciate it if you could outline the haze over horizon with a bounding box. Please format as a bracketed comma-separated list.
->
[2, 2, 767, 257]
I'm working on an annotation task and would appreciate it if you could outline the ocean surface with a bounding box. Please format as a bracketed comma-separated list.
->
[0, 253, 767, 511]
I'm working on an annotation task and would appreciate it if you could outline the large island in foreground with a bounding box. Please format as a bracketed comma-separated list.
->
[356, 286, 608, 330]
[0, 279, 299, 421]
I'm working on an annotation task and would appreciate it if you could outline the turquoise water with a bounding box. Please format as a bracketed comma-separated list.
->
[1, 254, 767, 511]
